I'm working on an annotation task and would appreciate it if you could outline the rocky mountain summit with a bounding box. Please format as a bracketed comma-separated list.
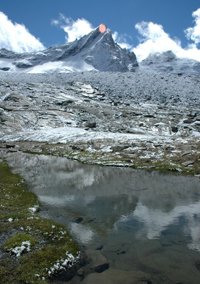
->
[140, 50, 200, 74]
[0, 26, 138, 73]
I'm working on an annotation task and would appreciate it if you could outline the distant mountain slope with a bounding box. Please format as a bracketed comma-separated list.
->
[0, 26, 138, 73]
[1, 28, 200, 75]
[140, 50, 200, 74]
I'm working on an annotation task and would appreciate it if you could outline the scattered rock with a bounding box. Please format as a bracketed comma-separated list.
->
[182, 151, 192, 157]
[183, 118, 194, 124]
[84, 121, 96, 128]
[123, 153, 138, 159]
[71, 144, 88, 151]
[62, 99, 74, 105]
[182, 161, 194, 167]
[6, 144, 16, 148]
[75, 217, 83, 223]
[0, 67, 10, 71]
[77, 268, 85, 278]
[13, 61, 33, 68]
[171, 126, 178, 133]
[111, 145, 129, 152]
[144, 114, 155, 118]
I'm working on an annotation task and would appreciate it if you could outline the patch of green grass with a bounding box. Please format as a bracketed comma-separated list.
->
[3, 233, 36, 253]
[0, 160, 80, 284]
[17, 245, 80, 283]
[0, 160, 40, 223]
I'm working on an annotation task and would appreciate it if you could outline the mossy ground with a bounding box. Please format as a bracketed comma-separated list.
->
[0, 160, 80, 284]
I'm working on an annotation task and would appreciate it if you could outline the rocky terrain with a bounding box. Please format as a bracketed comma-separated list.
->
[0, 71, 200, 176]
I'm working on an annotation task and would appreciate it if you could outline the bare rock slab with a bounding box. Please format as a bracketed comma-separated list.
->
[182, 160, 195, 167]
[85, 250, 109, 273]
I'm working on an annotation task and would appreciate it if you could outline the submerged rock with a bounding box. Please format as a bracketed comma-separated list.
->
[83, 269, 152, 284]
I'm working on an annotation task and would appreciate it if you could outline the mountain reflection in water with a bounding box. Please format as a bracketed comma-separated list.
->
[5, 152, 200, 282]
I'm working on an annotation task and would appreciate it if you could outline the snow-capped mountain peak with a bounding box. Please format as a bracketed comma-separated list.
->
[0, 25, 138, 73]
[140, 50, 200, 74]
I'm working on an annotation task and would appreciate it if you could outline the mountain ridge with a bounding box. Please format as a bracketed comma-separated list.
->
[0, 27, 200, 74]
[0, 26, 138, 73]
[140, 50, 200, 74]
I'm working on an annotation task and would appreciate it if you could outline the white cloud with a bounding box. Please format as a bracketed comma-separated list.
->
[132, 21, 182, 61]
[52, 14, 135, 51]
[52, 15, 94, 43]
[185, 8, 200, 44]
[0, 11, 45, 53]
[132, 16, 200, 62]
[112, 31, 132, 49]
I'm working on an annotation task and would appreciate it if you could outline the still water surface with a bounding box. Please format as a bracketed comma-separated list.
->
[6, 152, 200, 283]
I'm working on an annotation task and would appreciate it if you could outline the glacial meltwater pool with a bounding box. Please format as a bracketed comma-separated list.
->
[5, 152, 200, 283]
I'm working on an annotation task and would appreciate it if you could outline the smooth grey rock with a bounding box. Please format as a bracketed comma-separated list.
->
[182, 160, 194, 167]
[84, 121, 96, 128]
[85, 250, 109, 274]
[123, 153, 138, 159]
[83, 269, 152, 284]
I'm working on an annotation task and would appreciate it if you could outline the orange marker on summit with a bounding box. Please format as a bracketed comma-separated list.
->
[99, 23, 107, 33]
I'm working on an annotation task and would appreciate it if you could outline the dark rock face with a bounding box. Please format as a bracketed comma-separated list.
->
[0, 48, 19, 59]
[84, 121, 96, 128]
[13, 61, 33, 68]
[79, 28, 138, 72]
[0, 67, 10, 71]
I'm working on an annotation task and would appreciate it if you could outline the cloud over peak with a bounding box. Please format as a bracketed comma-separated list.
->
[133, 21, 182, 61]
[0, 11, 45, 53]
[52, 15, 94, 43]
[1, 7, 200, 63]
[132, 8, 200, 62]
[185, 8, 200, 45]
[52, 8, 200, 63]
[112, 31, 133, 49]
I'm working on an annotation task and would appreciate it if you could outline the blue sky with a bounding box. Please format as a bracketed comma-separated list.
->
[0, 0, 200, 61]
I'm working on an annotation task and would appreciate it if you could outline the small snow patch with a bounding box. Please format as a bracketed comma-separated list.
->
[10, 241, 31, 257]
[29, 205, 39, 213]
[47, 251, 80, 277]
